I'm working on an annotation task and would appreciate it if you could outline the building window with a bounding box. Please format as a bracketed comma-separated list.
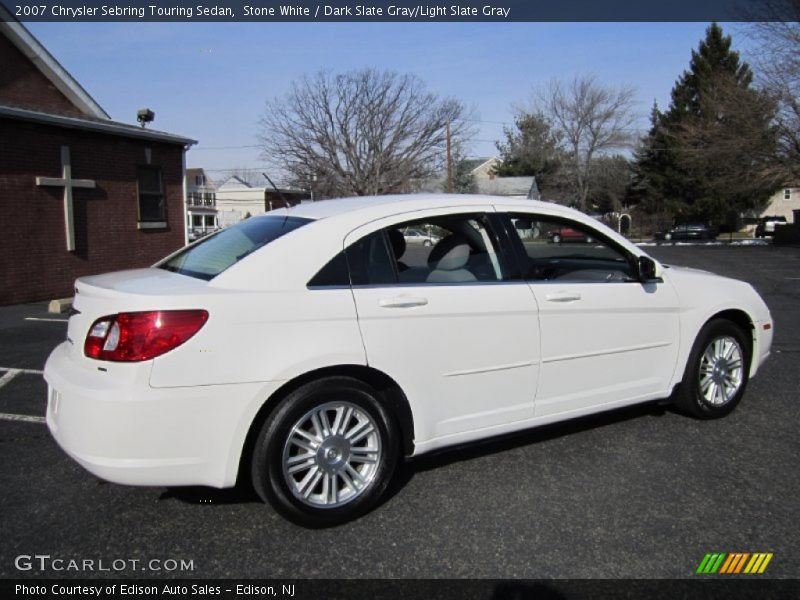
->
[204, 215, 215, 227]
[785, 189, 792, 200]
[191, 214, 203, 227]
[138, 166, 165, 222]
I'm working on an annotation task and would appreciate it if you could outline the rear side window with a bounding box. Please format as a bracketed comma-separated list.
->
[159, 216, 311, 280]
[346, 231, 396, 286]
[307, 213, 510, 288]
[308, 251, 349, 287]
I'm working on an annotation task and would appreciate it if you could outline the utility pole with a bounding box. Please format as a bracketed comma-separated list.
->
[446, 120, 453, 194]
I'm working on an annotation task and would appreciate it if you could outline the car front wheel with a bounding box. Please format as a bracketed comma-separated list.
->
[251, 377, 398, 527]
[674, 319, 750, 419]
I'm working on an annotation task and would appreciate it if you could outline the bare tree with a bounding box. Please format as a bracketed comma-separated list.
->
[258, 69, 471, 198]
[535, 75, 637, 210]
[743, 2, 800, 177]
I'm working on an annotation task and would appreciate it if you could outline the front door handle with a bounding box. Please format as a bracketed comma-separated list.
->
[378, 296, 429, 308]
[545, 291, 582, 303]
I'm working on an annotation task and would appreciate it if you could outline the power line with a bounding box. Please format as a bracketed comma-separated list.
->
[193, 144, 261, 151]
[199, 166, 267, 172]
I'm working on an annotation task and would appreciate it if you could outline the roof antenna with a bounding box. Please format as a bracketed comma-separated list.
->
[262, 172, 290, 209]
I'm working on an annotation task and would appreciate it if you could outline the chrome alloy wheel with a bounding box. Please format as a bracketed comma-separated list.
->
[281, 401, 382, 508]
[698, 335, 744, 406]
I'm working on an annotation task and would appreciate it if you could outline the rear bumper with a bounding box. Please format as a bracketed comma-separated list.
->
[44, 342, 277, 488]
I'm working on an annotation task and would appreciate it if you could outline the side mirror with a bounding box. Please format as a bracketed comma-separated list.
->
[638, 256, 661, 283]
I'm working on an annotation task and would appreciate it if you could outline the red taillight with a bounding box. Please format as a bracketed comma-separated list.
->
[84, 310, 209, 362]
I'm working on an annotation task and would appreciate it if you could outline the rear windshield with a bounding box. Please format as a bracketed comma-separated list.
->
[159, 216, 312, 280]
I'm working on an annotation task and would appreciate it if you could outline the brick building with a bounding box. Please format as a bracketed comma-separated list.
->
[0, 13, 195, 305]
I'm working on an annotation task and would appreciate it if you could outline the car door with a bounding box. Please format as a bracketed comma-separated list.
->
[344, 208, 541, 443]
[499, 210, 681, 418]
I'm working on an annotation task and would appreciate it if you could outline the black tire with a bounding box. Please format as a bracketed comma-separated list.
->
[251, 377, 398, 527]
[673, 319, 751, 419]
[552, 234, 562, 244]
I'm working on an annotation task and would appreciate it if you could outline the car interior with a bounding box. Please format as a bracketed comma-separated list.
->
[509, 216, 635, 282]
[387, 215, 505, 283]
[340, 213, 636, 287]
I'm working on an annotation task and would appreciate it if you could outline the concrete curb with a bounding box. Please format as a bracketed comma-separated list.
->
[48, 298, 72, 314]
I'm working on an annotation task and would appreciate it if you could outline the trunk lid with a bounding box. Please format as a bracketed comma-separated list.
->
[67, 268, 210, 364]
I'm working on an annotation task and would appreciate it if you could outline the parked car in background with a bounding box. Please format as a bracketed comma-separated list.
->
[547, 226, 592, 244]
[188, 227, 220, 242]
[755, 216, 787, 238]
[44, 194, 772, 526]
[655, 223, 716, 241]
[402, 228, 440, 247]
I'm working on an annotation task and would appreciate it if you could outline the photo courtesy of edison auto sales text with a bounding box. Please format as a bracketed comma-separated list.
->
[14, 584, 296, 596]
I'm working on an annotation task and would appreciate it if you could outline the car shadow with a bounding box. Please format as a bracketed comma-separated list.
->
[375, 400, 672, 511]
[160, 401, 672, 513]
[159, 482, 261, 505]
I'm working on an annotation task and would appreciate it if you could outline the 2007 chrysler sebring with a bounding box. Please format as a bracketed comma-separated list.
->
[45, 195, 772, 526]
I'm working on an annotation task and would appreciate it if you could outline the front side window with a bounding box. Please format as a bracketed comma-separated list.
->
[507, 214, 634, 282]
[137, 166, 165, 222]
[160, 215, 311, 280]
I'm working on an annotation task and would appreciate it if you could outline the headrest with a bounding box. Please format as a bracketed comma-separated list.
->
[428, 234, 471, 271]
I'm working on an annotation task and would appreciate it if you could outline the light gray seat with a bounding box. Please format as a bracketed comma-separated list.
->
[426, 235, 476, 283]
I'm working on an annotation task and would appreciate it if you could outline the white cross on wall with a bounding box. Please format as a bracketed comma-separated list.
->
[36, 146, 96, 252]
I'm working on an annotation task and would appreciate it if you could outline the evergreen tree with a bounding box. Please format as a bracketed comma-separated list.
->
[633, 23, 781, 222]
[493, 113, 563, 184]
[451, 157, 477, 194]
[442, 141, 476, 194]
[586, 155, 634, 214]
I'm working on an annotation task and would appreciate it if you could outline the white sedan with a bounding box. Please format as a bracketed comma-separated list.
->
[44, 195, 773, 526]
[402, 228, 440, 247]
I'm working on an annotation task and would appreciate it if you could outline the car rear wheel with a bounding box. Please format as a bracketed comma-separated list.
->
[251, 377, 398, 527]
[673, 319, 751, 419]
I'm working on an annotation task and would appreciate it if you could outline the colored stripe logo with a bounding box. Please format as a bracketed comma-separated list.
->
[696, 552, 773, 574]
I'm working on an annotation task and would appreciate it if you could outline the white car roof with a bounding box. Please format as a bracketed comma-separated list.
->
[270, 193, 568, 221]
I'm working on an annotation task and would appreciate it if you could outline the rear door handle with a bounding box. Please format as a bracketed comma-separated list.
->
[378, 296, 429, 308]
[545, 291, 582, 303]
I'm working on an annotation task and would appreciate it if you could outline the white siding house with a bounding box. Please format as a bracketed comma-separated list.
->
[215, 176, 268, 227]
[761, 186, 800, 223]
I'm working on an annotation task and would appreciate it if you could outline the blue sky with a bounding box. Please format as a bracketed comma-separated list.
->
[27, 21, 756, 182]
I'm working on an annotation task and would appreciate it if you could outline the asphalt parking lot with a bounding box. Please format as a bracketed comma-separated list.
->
[1, 245, 799, 579]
